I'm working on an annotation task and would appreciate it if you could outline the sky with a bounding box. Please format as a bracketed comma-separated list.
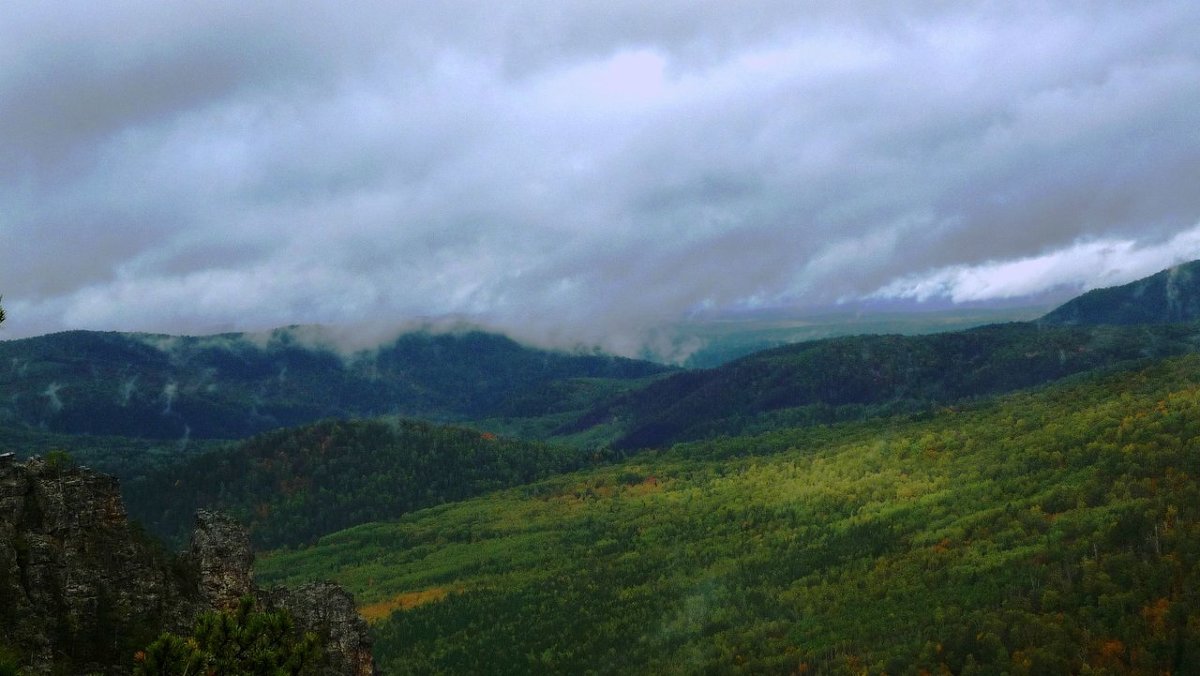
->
[2, 1, 1199, 355]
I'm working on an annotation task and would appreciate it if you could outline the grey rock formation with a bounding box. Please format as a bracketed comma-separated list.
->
[264, 582, 377, 676]
[188, 509, 377, 675]
[0, 456, 374, 675]
[189, 509, 254, 610]
[0, 455, 198, 674]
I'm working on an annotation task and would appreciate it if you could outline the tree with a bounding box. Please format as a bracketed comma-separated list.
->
[134, 597, 324, 675]
[0, 644, 21, 676]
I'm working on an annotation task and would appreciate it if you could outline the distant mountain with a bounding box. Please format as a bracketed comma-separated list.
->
[0, 327, 670, 440]
[662, 306, 1046, 368]
[562, 322, 1200, 449]
[1041, 260, 1200, 325]
[557, 261, 1200, 450]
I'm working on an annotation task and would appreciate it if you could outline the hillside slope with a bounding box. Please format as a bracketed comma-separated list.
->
[1041, 259, 1200, 325]
[123, 418, 588, 548]
[564, 322, 1200, 449]
[259, 355, 1200, 674]
[0, 327, 669, 440]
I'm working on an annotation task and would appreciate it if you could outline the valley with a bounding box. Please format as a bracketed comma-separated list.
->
[4, 262, 1200, 673]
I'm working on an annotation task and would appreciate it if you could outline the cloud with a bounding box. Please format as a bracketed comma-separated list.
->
[871, 223, 1200, 303]
[2, 1, 1199, 355]
[41, 382, 63, 414]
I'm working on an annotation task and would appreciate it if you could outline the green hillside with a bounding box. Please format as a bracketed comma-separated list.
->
[1042, 260, 1200, 326]
[259, 355, 1200, 674]
[564, 322, 1200, 450]
[123, 418, 589, 548]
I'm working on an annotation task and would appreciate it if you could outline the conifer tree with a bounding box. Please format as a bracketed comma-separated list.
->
[134, 597, 323, 675]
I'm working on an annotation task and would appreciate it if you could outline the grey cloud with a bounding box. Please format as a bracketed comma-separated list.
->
[2, 5, 323, 174]
[2, 1, 1200, 356]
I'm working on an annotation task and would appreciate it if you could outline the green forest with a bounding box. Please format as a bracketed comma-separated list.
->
[124, 418, 589, 548]
[258, 355, 1200, 674]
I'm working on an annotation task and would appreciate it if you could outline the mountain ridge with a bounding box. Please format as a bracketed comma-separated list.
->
[1041, 259, 1200, 325]
[0, 327, 671, 441]
[563, 321, 1200, 449]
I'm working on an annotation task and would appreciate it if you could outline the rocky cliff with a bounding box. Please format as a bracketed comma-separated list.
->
[0, 454, 373, 675]
[262, 581, 376, 676]
[193, 510, 375, 676]
[189, 510, 255, 611]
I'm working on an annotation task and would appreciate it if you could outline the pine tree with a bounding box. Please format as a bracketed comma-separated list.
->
[134, 597, 324, 675]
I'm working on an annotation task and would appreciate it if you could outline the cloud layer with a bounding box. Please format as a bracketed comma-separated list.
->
[3, 1, 1200, 353]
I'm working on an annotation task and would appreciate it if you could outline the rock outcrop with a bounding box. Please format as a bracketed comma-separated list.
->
[189, 509, 254, 610]
[0, 455, 374, 675]
[0, 453, 198, 673]
[188, 509, 375, 675]
[264, 582, 376, 676]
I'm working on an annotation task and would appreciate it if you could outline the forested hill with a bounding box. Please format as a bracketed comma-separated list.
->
[0, 327, 670, 440]
[122, 417, 587, 548]
[258, 354, 1200, 674]
[562, 322, 1200, 450]
[1041, 259, 1200, 325]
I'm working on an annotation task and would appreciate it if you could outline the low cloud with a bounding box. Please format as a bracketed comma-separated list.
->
[41, 382, 64, 413]
[161, 381, 177, 415]
[870, 223, 1200, 303]
[118, 375, 138, 407]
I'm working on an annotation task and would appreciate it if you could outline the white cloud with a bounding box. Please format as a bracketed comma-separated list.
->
[871, 224, 1200, 303]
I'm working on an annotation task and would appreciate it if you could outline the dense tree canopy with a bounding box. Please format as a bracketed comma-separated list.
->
[260, 355, 1200, 673]
[124, 418, 589, 548]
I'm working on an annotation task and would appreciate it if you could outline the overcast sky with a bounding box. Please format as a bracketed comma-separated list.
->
[3, 1, 1199, 354]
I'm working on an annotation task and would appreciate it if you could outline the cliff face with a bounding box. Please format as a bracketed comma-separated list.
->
[0, 455, 374, 675]
[192, 510, 376, 676]
[0, 453, 198, 673]
[189, 510, 255, 610]
[263, 582, 376, 676]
